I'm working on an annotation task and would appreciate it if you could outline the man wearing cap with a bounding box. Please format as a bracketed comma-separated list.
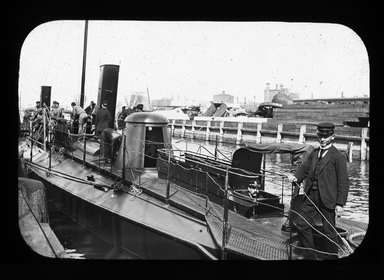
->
[50, 101, 64, 118]
[95, 100, 113, 137]
[85, 101, 97, 124]
[287, 122, 349, 260]
[135, 104, 144, 112]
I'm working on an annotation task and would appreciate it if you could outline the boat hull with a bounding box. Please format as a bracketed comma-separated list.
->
[29, 171, 219, 259]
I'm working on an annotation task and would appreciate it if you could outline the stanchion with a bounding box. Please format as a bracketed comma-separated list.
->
[289, 182, 293, 260]
[165, 147, 171, 204]
[221, 166, 229, 260]
[30, 133, 34, 163]
[48, 129, 52, 173]
[43, 108, 46, 152]
[83, 129, 86, 165]
[122, 135, 126, 183]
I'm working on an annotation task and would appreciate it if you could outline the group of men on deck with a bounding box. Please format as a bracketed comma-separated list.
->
[70, 100, 144, 135]
[24, 100, 144, 136]
[23, 99, 351, 261]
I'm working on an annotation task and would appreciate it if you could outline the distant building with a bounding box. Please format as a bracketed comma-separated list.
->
[213, 91, 234, 104]
[288, 92, 300, 100]
[151, 98, 172, 107]
[293, 97, 369, 106]
[264, 83, 292, 102]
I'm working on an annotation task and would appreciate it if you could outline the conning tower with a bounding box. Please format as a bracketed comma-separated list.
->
[114, 112, 171, 170]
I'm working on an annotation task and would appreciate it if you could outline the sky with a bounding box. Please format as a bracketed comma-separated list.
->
[18, 20, 369, 110]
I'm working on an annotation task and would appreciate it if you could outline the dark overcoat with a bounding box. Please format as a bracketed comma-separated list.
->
[95, 107, 112, 133]
[294, 145, 349, 209]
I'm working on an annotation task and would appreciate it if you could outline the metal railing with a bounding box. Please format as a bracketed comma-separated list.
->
[21, 112, 353, 260]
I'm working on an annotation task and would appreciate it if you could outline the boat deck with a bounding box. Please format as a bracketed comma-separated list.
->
[70, 143, 368, 260]
[25, 141, 368, 260]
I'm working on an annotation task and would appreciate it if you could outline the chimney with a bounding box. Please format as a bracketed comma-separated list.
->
[96, 64, 120, 119]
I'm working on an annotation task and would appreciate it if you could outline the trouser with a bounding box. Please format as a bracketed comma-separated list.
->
[295, 188, 339, 259]
[78, 113, 87, 134]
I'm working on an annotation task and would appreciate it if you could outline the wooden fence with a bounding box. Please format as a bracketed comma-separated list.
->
[168, 117, 369, 161]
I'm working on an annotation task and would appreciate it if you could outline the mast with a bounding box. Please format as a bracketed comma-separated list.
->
[146, 87, 153, 111]
[80, 20, 88, 108]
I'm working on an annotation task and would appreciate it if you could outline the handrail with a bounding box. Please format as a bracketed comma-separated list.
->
[158, 148, 266, 180]
[23, 118, 298, 259]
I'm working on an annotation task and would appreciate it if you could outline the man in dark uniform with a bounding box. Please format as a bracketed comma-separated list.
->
[95, 100, 112, 137]
[135, 104, 144, 112]
[85, 101, 97, 124]
[288, 122, 349, 260]
[117, 106, 128, 130]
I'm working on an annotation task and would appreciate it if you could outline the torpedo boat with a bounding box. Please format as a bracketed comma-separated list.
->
[18, 107, 367, 260]
[18, 21, 367, 260]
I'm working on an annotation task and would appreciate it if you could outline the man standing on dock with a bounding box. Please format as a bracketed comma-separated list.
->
[288, 122, 349, 260]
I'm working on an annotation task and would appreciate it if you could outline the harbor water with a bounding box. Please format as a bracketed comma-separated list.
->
[47, 136, 369, 259]
[172, 138, 369, 223]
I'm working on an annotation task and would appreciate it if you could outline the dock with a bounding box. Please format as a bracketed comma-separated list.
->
[168, 117, 369, 161]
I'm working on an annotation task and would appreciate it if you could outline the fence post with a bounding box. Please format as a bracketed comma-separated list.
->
[347, 142, 353, 163]
[256, 123, 262, 144]
[181, 120, 186, 138]
[219, 120, 224, 142]
[276, 123, 283, 143]
[299, 125, 306, 144]
[191, 120, 196, 139]
[206, 120, 211, 141]
[361, 128, 368, 160]
[236, 122, 243, 145]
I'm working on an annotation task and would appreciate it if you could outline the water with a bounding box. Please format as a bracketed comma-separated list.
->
[48, 137, 369, 259]
[172, 137, 369, 224]
[48, 202, 136, 259]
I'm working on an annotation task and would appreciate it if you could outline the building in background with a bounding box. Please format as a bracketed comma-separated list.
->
[264, 83, 300, 102]
[151, 98, 173, 107]
[213, 91, 234, 104]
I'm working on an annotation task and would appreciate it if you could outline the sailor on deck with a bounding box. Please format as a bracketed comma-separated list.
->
[95, 100, 113, 137]
[50, 101, 64, 118]
[288, 122, 349, 260]
[71, 102, 88, 134]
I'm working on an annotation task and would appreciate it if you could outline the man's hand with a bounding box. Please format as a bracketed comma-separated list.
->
[335, 205, 344, 217]
[287, 174, 297, 184]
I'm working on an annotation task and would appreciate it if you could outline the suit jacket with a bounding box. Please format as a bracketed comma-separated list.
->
[294, 145, 349, 209]
[95, 107, 112, 132]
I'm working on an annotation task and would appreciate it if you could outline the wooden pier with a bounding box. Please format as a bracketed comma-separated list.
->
[168, 117, 369, 161]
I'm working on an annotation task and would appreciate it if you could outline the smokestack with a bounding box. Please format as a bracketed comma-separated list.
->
[96, 64, 120, 119]
[40, 86, 51, 108]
